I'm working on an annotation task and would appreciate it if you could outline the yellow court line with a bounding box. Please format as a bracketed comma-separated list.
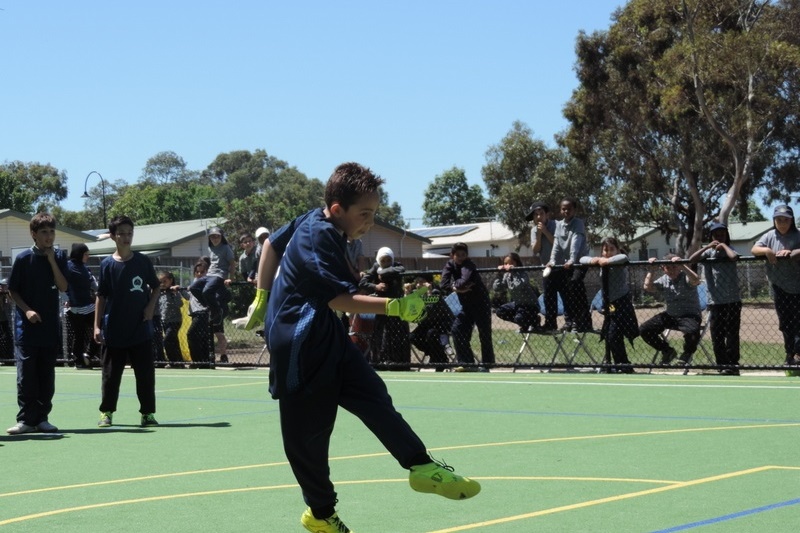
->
[428, 422, 800, 453]
[3, 423, 798, 499]
[0, 476, 686, 526]
[3, 468, 797, 528]
[426, 466, 794, 533]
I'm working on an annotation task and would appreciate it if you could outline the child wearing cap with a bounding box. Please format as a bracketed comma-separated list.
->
[689, 222, 741, 374]
[359, 246, 411, 369]
[527, 201, 558, 330]
[752, 205, 800, 369]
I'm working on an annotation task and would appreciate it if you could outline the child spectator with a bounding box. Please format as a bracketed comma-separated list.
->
[359, 246, 410, 369]
[492, 252, 540, 333]
[184, 260, 213, 366]
[247, 162, 479, 532]
[0, 278, 13, 364]
[190, 227, 235, 326]
[440, 241, 495, 371]
[158, 271, 186, 368]
[751, 205, 800, 370]
[580, 237, 638, 373]
[6, 213, 68, 435]
[527, 201, 558, 330]
[640, 254, 702, 366]
[238, 232, 258, 284]
[94, 215, 160, 428]
[65, 243, 100, 369]
[408, 276, 455, 371]
[545, 197, 592, 332]
[689, 222, 742, 375]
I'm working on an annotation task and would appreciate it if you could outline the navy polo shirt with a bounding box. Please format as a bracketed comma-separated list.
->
[9, 247, 68, 347]
[96, 252, 159, 348]
[265, 208, 360, 399]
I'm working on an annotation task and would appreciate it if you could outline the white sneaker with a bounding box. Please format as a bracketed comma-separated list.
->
[7, 422, 36, 435]
[36, 421, 59, 432]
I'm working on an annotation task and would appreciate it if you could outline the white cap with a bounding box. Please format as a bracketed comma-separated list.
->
[376, 246, 394, 263]
[255, 227, 270, 239]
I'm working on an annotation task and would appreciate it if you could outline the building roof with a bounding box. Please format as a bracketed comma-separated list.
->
[409, 221, 515, 247]
[0, 209, 96, 242]
[85, 218, 225, 255]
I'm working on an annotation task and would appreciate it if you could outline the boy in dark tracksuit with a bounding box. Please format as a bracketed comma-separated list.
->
[6, 213, 69, 435]
[440, 242, 495, 370]
[94, 215, 161, 428]
[247, 162, 480, 533]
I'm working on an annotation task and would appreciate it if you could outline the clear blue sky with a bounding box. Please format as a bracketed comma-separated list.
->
[1, 0, 624, 224]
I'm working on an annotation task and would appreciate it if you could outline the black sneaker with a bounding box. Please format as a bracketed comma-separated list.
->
[660, 347, 677, 365]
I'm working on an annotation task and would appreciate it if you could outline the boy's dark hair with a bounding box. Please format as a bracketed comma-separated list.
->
[109, 215, 134, 235]
[70, 242, 89, 262]
[159, 270, 175, 283]
[30, 212, 57, 232]
[560, 196, 580, 210]
[504, 252, 523, 267]
[451, 242, 469, 255]
[199, 256, 211, 268]
[600, 236, 627, 255]
[324, 162, 385, 210]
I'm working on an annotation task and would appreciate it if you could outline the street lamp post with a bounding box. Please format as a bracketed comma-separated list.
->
[81, 171, 107, 229]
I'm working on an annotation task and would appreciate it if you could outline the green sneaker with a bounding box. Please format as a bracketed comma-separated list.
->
[140, 413, 159, 427]
[409, 459, 481, 500]
[300, 508, 352, 533]
[98, 412, 113, 428]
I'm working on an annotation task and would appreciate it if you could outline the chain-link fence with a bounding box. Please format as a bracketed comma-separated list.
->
[1, 256, 798, 374]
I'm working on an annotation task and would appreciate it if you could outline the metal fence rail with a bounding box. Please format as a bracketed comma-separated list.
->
[0, 256, 798, 375]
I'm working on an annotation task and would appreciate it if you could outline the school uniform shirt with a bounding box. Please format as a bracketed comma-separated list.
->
[265, 208, 360, 399]
[492, 270, 538, 306]
[653, 272, 701, 317]
[8, 247, 68, 347]
[66, 259, 97, 308]
[530, 219, 556, 265]
[700, 247, 741, 305]
[440, 258, 490, 309]
[208, 242, 234, 279]
[96, 252, 159, 348]
[580, 253, 630, 302]
[754, 228, 800, 294]
[549, 217, 591, 265]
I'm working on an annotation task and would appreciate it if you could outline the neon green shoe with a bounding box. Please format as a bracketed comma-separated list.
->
[97, 412, 113, 427]
[409, 459, 481, 500]
[300, 508, 353, 533]
[140, 413, 159, 427]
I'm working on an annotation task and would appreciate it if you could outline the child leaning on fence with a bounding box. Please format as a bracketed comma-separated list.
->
[640, 254, 702, 366]
[688, 222, 742, 375]
[751, 204, 800, 369]
[580, 237, 638, 373]
[492, 252, 540, 333]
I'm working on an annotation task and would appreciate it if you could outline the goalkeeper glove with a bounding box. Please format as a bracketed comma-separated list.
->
[244, 289, 269, 330]
[386, 287, 428, 322]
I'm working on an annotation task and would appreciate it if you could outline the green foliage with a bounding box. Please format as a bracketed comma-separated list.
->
[141, 151, 199, 185]
[0, 161, 68, 214]
[110, 182, 219, 225]
[482, 121, 603, 245]
[422, 167, 493, 226]
[561, 0, 800, 253]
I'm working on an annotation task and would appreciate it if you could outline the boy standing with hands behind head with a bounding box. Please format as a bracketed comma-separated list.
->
[94, 215, 161, 428]
[6, 213, 68, 435]
[248, 162, 479, 533]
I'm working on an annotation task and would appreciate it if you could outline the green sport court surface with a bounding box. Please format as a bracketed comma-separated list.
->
[1, 367, 799, 532]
